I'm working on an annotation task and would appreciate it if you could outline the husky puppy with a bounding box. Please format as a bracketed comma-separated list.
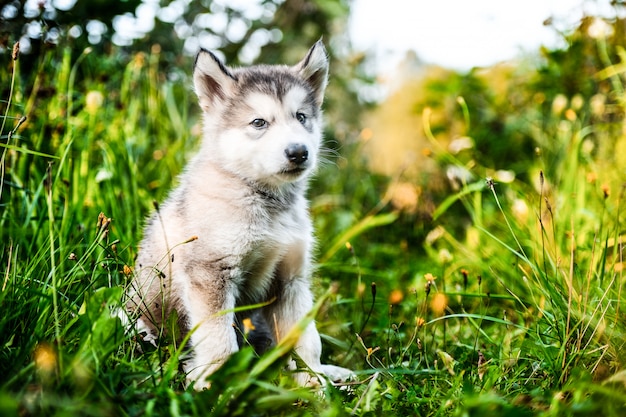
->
[127, 41, 352, 389]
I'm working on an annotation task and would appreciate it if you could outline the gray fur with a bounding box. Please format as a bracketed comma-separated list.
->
[126, 41, 352, 389]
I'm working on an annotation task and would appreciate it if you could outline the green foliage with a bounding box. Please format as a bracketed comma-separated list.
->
[2, 7, 626, 417]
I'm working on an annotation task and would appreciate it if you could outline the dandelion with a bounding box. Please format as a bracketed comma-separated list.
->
[416, 316, 425, 327]
[602, 184, 610, 199]
[153, 149, 165, 160]
[389, 289, 403, 304]
[424, 273, 436, 296]
[123, 265, 133, 277]
[586, 172, 597, 184]
[242, 317, 255, 335]
[564, 108, 577, 121]
[345, 241, 354, 254]
[34, 343, 57, 375]
[366, 346, 380, 360]
[184, 236, 199, 243]
[359, 127, 373, 141]
[431, 293, 447, 315]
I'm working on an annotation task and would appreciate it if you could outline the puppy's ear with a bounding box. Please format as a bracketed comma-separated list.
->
[293, 40, 329, 107]
[193, 50, 237, 112]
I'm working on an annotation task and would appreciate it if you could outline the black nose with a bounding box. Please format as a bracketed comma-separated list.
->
[285, 143, 308, 165]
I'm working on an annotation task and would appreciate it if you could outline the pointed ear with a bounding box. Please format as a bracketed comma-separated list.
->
[193, 49, 237, 112]
[293, 40, 329, 107]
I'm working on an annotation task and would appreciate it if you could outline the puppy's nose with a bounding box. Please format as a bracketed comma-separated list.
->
[285, 143, 308, 165]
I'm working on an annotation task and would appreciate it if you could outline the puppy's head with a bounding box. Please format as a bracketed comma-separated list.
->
[193, 41, 329, 190]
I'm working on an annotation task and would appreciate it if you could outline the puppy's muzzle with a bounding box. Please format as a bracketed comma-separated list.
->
[285, 143, 309, 165]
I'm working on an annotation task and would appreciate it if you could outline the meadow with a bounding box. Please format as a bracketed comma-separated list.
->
[1, 28, 626, 416]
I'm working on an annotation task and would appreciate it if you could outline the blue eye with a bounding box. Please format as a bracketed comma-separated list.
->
[296, 112, 306, 125]
[250, 118, 268, 129]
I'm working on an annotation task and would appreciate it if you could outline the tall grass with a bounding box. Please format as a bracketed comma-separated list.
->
[1, 40, 626, 417]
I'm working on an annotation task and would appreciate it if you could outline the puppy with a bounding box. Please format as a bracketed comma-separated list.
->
[126, 41, 352, 389]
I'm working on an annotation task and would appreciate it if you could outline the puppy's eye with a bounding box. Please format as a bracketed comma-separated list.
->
[296, 112, 307, 125]
[250, 118, 268, 129]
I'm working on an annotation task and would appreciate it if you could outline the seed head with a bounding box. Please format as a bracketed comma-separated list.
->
[12, 42, 19, 61]
[485, 177, 495, 191]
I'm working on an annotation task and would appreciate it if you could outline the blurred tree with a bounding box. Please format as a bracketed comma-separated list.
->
[1, 0, 351, 66]
[0, 0, 142, 54]
[1, 0, 366, 130]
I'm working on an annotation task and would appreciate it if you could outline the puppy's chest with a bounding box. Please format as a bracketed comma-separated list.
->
[237, 209, 309, 295]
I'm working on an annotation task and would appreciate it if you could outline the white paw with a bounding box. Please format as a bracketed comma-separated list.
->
[318, 364, 355, 383]
[185, 365, 213, 390]
[136, 318, 158, 346]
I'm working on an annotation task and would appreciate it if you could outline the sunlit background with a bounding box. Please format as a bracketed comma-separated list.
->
[8, 0, 623, 68]
[350, 0, 624, 71]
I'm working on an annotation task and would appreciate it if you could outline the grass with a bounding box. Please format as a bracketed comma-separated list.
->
[1, 41, 626, 416]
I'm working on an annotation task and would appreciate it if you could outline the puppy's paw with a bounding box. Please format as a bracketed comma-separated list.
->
[184, 362, 217, 391]
[318, 364, 355, 383]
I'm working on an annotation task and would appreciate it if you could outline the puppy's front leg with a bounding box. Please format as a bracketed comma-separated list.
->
[183, 265, 239, 389]
[267, 258, 355, 386]
[265, 275, 324, 385]
[276, 281, 354, 385]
